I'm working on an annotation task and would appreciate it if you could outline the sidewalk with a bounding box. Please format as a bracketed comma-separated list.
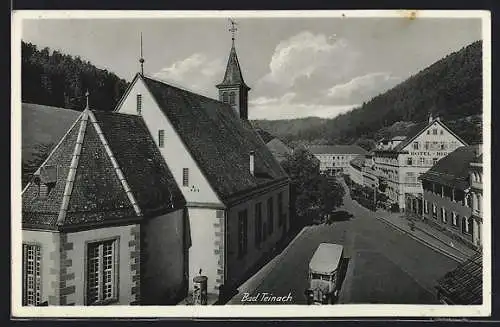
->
[340, 178, 478, 263]
[226, 226, 309, 304]
[371, 207, 477, 263]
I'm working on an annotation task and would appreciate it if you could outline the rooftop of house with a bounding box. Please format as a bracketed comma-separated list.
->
[349, 155, 366, 170]
[419, 145, 481, 190]
[22, 109, 186, 231]
[435, 252, 482, 305]
[308, 145, 368, 156]
[376, 118, 467, 153]
[141, 75, 288, 202]
[255, 128, 276, 144]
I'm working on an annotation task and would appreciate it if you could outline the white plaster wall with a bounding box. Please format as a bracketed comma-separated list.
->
[66, 224, 137, 305]
[22, 230, 59, 305]
[187, 207, 220, 293]
[142, 209, 186, 304]
[116, 77, 222, 205]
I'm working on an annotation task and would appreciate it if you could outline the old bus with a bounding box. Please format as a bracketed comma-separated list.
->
[305, 243, 344, 305]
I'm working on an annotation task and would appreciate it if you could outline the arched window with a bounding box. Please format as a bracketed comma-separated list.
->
[477, 194, 482, 212]
[229, 92, 236, 105]
[222, 92, 228, 103]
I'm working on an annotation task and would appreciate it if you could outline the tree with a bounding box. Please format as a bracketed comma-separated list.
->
[318, 176, 345, 222]
[281, 146, 344, 227]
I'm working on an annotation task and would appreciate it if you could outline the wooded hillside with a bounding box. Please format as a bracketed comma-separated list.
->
[22, 41, 130, 111]
[252, 40, 483, 146]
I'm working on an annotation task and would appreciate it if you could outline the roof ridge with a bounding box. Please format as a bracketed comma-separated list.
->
[87, 110, 142, 217]
[56, 110, 89, 226]
[143, 74, 229, 107]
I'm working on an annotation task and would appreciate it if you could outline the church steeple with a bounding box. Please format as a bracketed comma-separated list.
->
[216, 18, 251, 120]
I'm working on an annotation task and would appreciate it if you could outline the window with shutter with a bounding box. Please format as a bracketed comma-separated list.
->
[158, 130, 165, 148]
[182, 168, 189, 187]
[136, 94, 142, 114]
[22, 244, 41, 306]
[267, 197, 274, 235]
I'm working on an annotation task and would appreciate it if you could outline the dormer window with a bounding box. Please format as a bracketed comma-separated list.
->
[37, 165, 58, 198]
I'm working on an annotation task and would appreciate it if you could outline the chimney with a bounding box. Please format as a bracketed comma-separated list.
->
[249, 151, 255, 176]
[428, 113, 433, 123]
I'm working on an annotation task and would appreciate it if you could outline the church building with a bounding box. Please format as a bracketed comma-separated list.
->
[21, 24, 290, 306]
[113, 29, 290, 302]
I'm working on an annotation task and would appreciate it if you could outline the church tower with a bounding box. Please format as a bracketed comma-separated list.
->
[216, 19, 251, 120]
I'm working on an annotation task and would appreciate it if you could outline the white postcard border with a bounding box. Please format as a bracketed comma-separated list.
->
[11, 9, 492, 318]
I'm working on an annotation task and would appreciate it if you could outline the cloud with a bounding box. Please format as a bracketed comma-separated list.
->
[326, 72, 402, 104]
[257, 31, 360, 91]
[154, 53, 224, 97]
[249, 93, 358, 120]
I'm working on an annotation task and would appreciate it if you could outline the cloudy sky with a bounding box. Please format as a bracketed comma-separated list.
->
[21, 15, 482, 120]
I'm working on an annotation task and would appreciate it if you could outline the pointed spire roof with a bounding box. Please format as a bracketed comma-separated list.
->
[217, 43, 250, 90]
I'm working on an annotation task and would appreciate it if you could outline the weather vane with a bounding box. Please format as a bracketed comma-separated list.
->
[228, 18, 238, 42]
[139, 32, 145, 75]
[85, 89, 90, 109]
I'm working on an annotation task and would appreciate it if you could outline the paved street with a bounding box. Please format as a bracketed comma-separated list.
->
[230, 184, 461, 305]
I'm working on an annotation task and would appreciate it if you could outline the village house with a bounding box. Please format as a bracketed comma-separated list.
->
[255, 129, 293, 163]
[21, 99, 188, 306]
[113, 35, 290, 302]
[373, 115, 468, 211]
[347, 155, 365, 186]
[418, 145, 482, 249]
[308, 145, 368, 176]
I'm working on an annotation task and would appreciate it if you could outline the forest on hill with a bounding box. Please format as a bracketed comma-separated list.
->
[252, 40, 483, 147]
[21, 41, 130, 111]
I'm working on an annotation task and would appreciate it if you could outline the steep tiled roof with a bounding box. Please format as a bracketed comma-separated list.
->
[265, 138, 293, 163]
[216, 44, 249, 89]
[308, 145, 368, 155]
[436, 252, 482, 304]
[419, 146, 480, 190]
[142, 75, 288, 202]
[255, 129, 276, 144]
[22, 110, 185, 231]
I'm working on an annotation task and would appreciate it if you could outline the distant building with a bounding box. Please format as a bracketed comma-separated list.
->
[114, 36, 290, 302]
[419, 145, 482, 249]
[435, 252, 482, 304]
[255, 129, 293, 163]
[348, 155, 365, 186]
[469, 153, 483, 248]
[22, 108, 187, 306]
[308, 145, 368, 176]
[373, 115, 468, 210]
[361, 152, 378, 189]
